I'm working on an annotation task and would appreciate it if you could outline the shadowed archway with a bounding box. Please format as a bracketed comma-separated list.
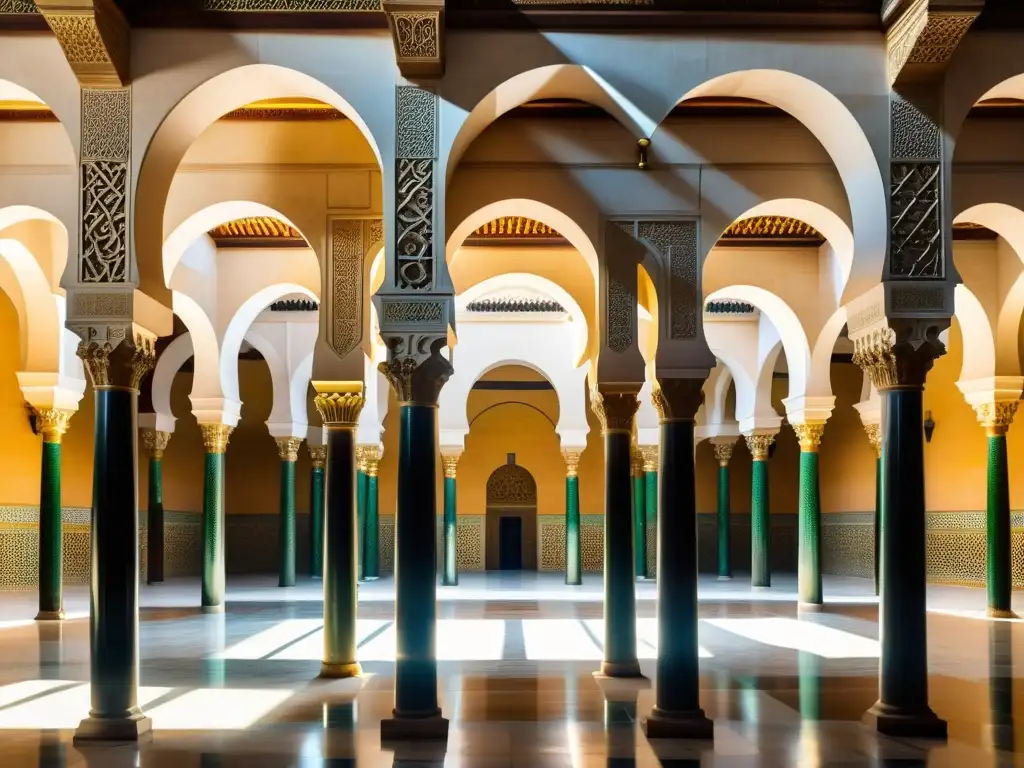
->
[485, 462, 538, 571]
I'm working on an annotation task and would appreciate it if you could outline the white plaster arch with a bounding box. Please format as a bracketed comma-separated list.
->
[135, 63, 384, 304]
[242, 324, 291, 428]
[702, 360, 735, 427]
[0, 238, 65, 374]
[952, 284, 996, 382]
[150, 333, 196, 434]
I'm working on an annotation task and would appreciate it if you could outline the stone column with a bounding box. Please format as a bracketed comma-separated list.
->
[314, 385, 364, 679]
[863, 423, 882, 596]
[276, 437, 302, 588]
[74, 335, 156, 742]
[563, 449, 583, 586]
[378, 346, 453, 740]
[631, 444, 646, 580]
[710, 438, 735, 581]
[34, 408, 74, 620]
[592, 390, 642, 678]
[365, 447, 381, 580]
[308, 445, 326, 578]
[199, 424, 232, 613]
[140, 429, 170, 586]
[744, 432, 776, 589]
[973, 401, 1019, 618]
[640, 446, 658, 580]
[441, 452, 459, 587]
[855, 327, 947, 738]
[642, 379, 712, 739]
[356, 447, 368, 581]
[793, 422, 826, 607]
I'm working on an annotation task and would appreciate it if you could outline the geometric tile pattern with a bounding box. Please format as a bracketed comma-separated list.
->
[457, 516, 485, 571]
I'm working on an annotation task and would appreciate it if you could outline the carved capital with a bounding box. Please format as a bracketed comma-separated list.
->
[76, 331, 156, 393]
[308, 445, 327, 470]
[591, 390, 639, 434]
[974, 401, 1020, 438]
[140, 427, 171, 458]
[200, 423, 232, 455]
[792, 421, 826, 453]
[562, 449, 582, 477]
[378, 333, 452, 407]
[652, 377, 705, 422]
[852, 319, 946, 391]
[744, 432, 776, 461]
[276, 437, 303, 462]
[711, 438, 735, 467]
[639, 445, 658, 473]
[441, 453, 459, 479]
[863, 422, 882, 458]
[355, 446, 370, 472]
[313, 382, 365, 428]
[34, 407, 74, 445]
[365, 446, 381, 477]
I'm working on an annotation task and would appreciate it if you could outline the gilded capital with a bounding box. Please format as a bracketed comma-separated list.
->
[562, 449, 583, 477]
[591, 390, 639, 434]
[276, 437, 303, 462]
[365, 447, 380, 478]
[442, 453, 460, 479]
[313, 382, 365, 428]
[652, 377, 705, 423]
[355, 446, 370, 472]
[974, 401, 1020, 437]
[792, 422, 826, 453]
[308, 445, 327, 470]
[200, 423, 232, 455]
[34, 408, 74, 445]
[745, 433, 776, 461]
[863, 423, 882, 459]
[711, 440, 734, 467]
[140, 428, 171, 458]
[640, 445, 658, 473]
[76, 332, 156, 393]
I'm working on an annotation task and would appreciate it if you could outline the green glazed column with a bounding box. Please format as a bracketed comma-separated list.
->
[379, 349, 453, 741]
[710, 439, 735, 581]
[641, 447, 658, 580]
[863, 423, 882, 596]
[141, 429, 170, 586]
[74, 338, 155, 742]
[308, 444, 326, 578]
[642, 378, 713, 739]
[275, 437, 302, 588]
[200, 424, 232, 613]
[745, 432, 776, 589]
[631, 447, 645, 579]
[794, 422, 826, 607]
[356, 448, 368, 581]
[859, 335, 946, 738]
[441, 453, 459, 587]
[975, 402, 1018, 618]
[365, 447, 380, 580]
[593, 390, 642, 678]
[563, 449, 583, 585]
[314, 385, 365, 679]
[34, 408, 74, 621]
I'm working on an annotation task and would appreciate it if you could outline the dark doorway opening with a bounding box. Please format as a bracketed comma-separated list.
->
[498, 516, 524, 570]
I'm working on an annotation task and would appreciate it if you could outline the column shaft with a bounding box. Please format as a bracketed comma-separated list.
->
[357, 460, 368, 581]
[201, 449, 226, 611]
[603, 427, 640, 677]
[37, 440, 63, 619]
[442, 471, 458, 586]
[717, 464, 731, 579]
[279, 458, 297, 587]
[797, 450, 822, 605]
[751, 458, 771, 588]
[147, 455, 164, 585]
[986, 433, 1012, 616]
[632, 469, 645, 579]
[394, 404, 441, 714]
[310, 464, 325, 578]
[874, 456, 881, 597]
[566, 474, 581, 585]
[644, 469, 657, 579]
[365, 465, 380, 580]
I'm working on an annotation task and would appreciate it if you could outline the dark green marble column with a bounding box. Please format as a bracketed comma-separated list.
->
[365, 448, 380, 580]
[35, 409, 73, 621]
[641, 447, 657, 580]
[141, 429, 169, 586]
[632, 449, 645, 579]
[564, 450, 582, 586]
[309, 444, 326, 578]
[276, 438, 301, 588]
[314, 387, 364, 679]
[594, 391, 642, 678]
[860, 336, 946, 739]
[978, 403, 1017, 618]
[379, 351, 452, 741]
[74, 339, 154, 742]
[711, 439, 734, 581]
[441, 454, 459, 587]
[794, 423, 825, 607]
[643, 379, 712, 739]
[357, 448, 368, 581]
[200, 424, 231, 613]
[745, 433, 775, 589]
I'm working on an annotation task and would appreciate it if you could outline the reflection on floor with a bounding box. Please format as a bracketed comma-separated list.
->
[0, 572, 1021, 766]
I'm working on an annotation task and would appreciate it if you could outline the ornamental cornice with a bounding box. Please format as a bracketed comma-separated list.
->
[33, 0, 130, 88]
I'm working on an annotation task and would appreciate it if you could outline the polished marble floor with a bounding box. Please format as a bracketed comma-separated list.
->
[0, 572, 1022, 766]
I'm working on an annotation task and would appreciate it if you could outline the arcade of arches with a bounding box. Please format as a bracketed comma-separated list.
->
[5, 2, 1024, 765]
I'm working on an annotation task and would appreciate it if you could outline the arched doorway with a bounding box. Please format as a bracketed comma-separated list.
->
[486, 462, 538, 571]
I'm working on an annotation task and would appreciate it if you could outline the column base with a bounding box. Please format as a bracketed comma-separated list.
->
[987, 607, 1018, 620]
[798, 601, 825, 614]
[716, 575, 732, 582]
[278, 582, 296, 589]
[201, 604, 225, 614]
[74, 714, 152, 743]
[752, 584, 771, 591]
[34, 609, 65, 621]
[598, 660, 645, 678]
[441, 578, 459, 587]
[381, 713, 449, 741]
[565, 577, 582, 586]
[319, 661, 363, 679]
[862, 703, 947, 739]
[642, 707, 714, 740]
